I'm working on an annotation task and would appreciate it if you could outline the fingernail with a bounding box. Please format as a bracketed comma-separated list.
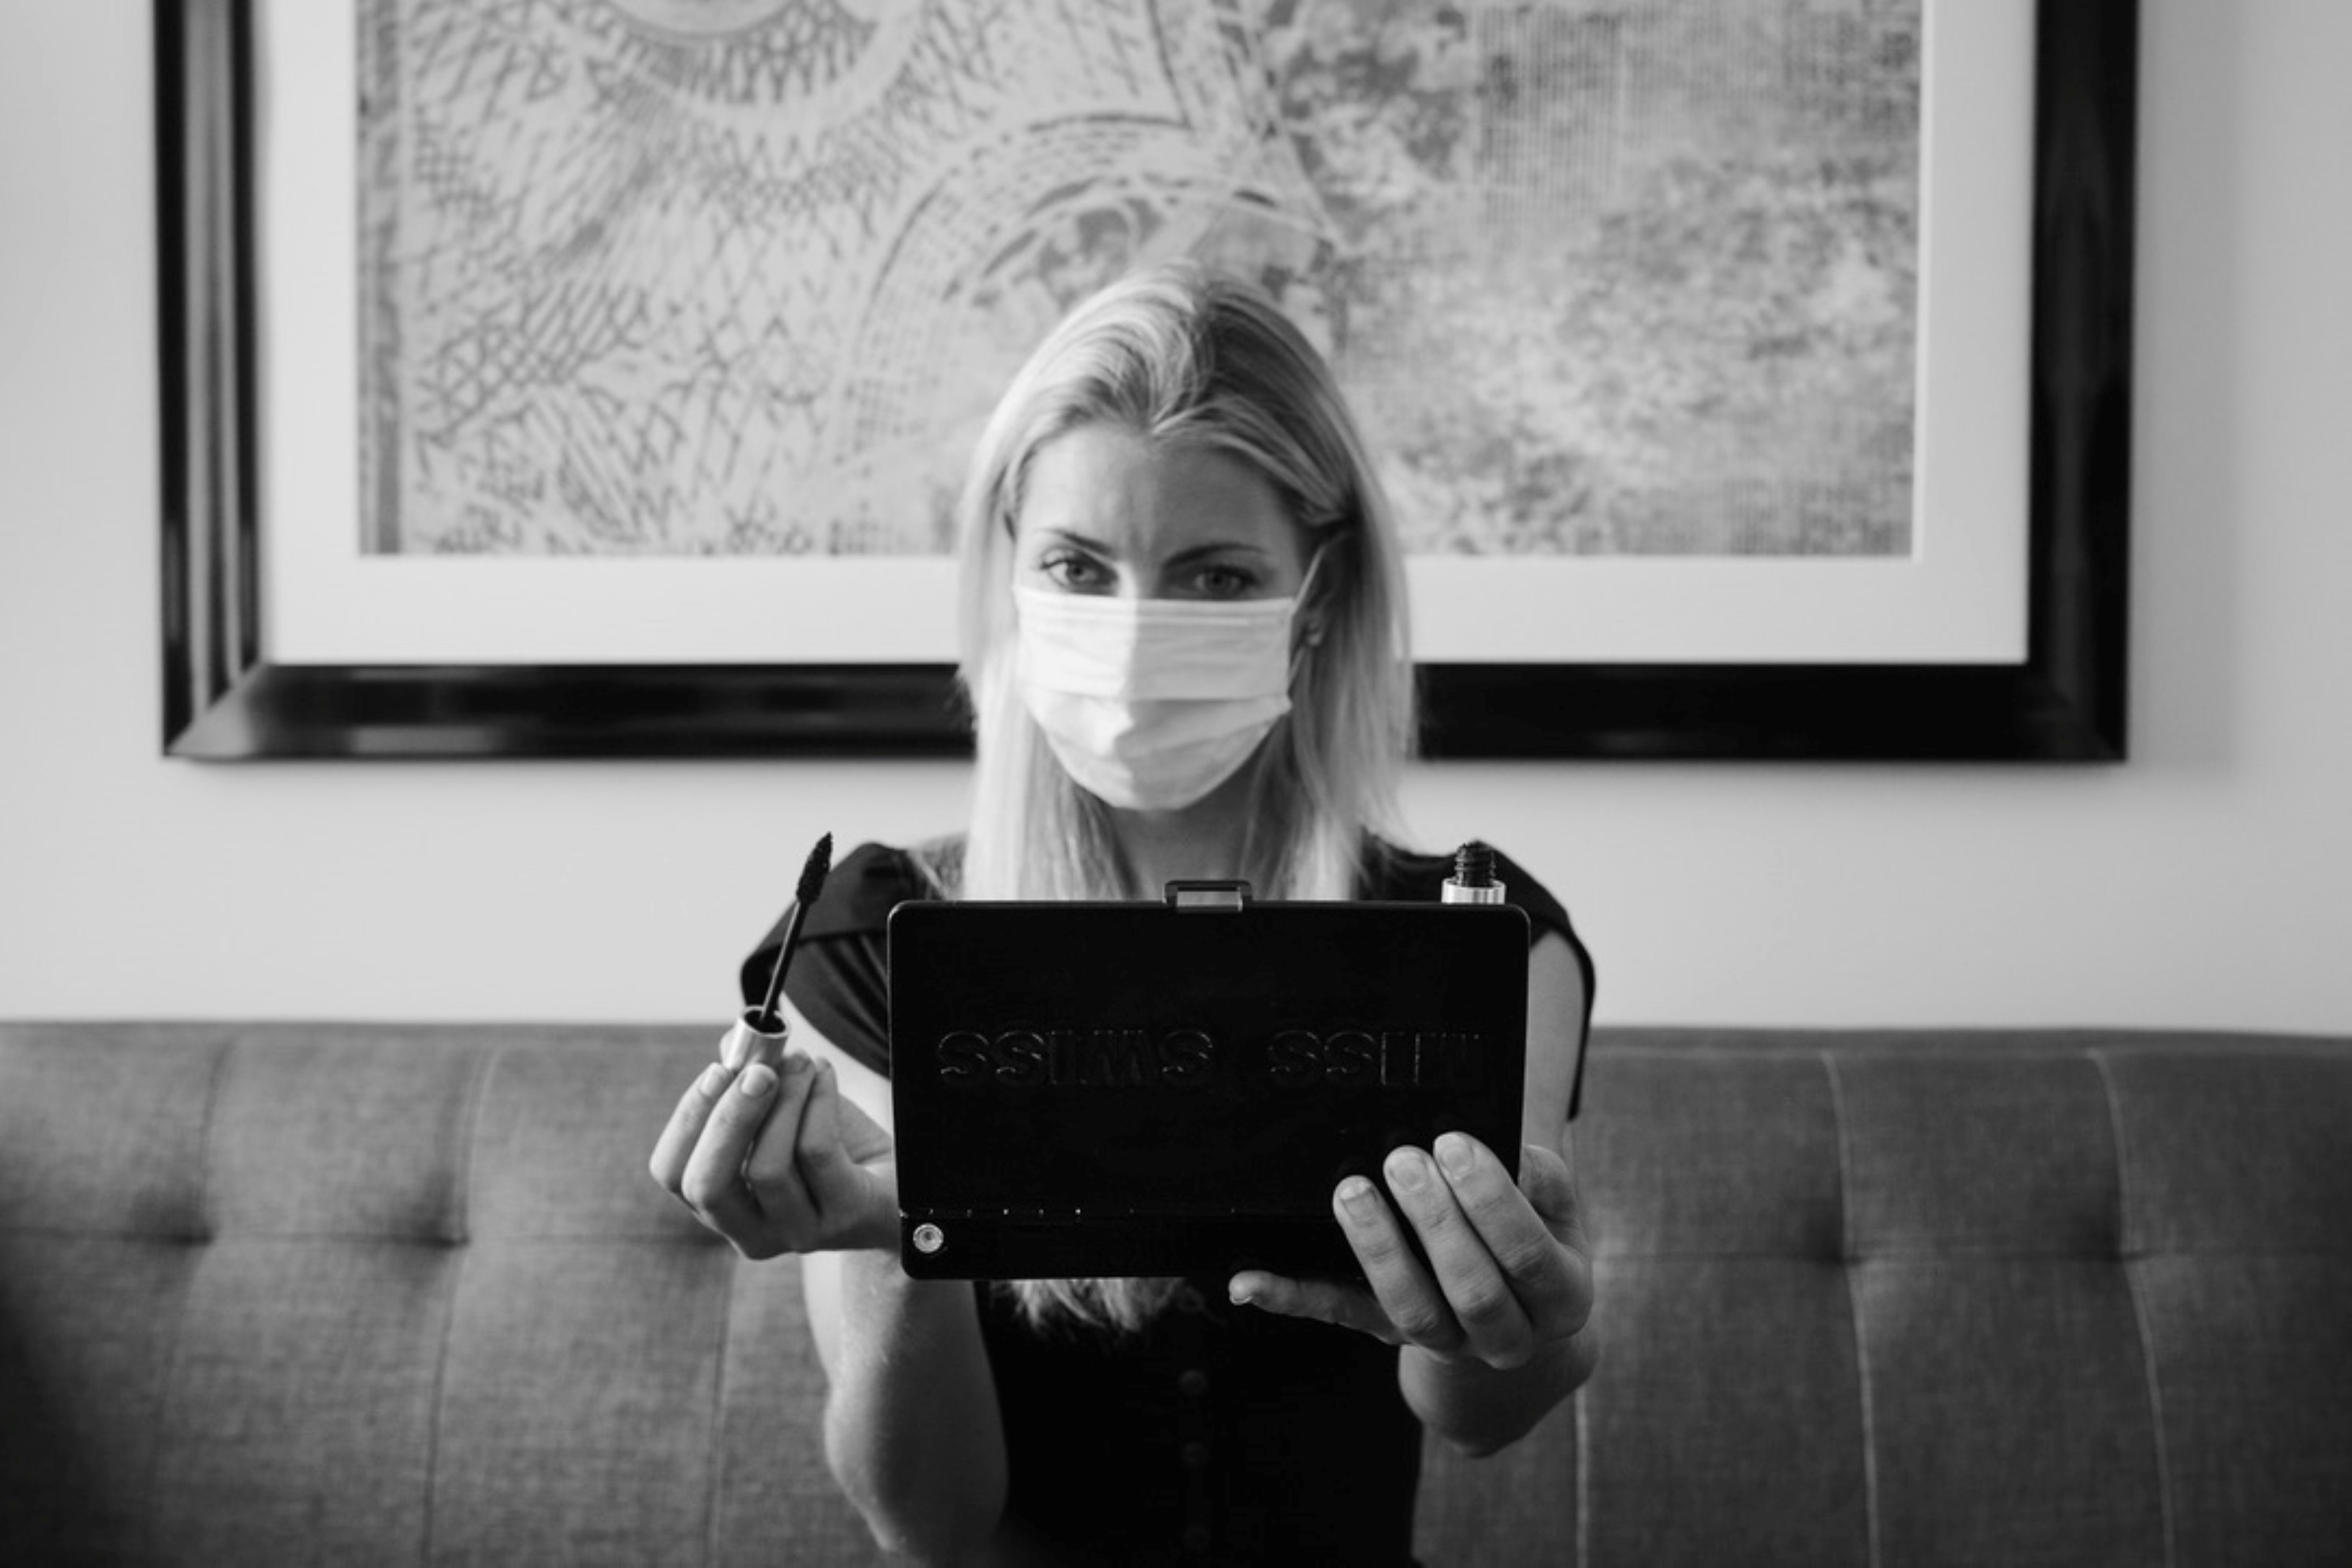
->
[697, 1064, 730, 1097]
[780, 1051, 812, 1077]
[739, 1063, 775, 1098]
[1229, 1281, 1255, 1307]
[1435, 1133, 1476, 1180]
[1338, 1176, 1380, 1219]
[1385, 1150, 1430, 1193]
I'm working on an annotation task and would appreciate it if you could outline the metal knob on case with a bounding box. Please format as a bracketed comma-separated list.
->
[1442, 840, 1506, 905]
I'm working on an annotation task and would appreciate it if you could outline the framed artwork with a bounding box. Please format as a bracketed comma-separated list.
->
[160, 0, 2134, 759]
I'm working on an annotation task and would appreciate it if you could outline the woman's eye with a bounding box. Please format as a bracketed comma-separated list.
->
[1193, 565, 1256, 598]
[1040, 554, 1107, 590]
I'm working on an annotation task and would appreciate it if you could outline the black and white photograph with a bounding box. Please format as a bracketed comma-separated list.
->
[6, 1, 2351, 1563]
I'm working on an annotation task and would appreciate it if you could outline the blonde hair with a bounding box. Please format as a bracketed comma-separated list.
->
[933, 261, 1416, 1333]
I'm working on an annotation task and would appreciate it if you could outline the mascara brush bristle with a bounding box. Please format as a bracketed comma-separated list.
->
[754, 831, 836, 1032]
[796, 832, 835, 908]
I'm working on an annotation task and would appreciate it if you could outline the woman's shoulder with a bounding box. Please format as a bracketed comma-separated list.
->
[1361, 836, 1568, 917]
[1367, 836, 1596, 1118]
[1362, 834, 1588, 964]
[741, 836, 962, 1071]
[798, 836, 964, 936]
[737, 835, 957, 1006]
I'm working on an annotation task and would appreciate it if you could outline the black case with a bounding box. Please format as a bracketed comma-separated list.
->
[889, 886, 1528, 1280]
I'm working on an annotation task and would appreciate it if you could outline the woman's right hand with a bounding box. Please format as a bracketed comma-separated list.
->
[649, 1022, 900, 1260]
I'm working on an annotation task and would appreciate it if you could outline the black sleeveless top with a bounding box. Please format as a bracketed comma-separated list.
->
[741, 840, 1594, 1565]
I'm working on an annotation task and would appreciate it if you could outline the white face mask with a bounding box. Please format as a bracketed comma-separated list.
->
[1012, 553, 1324, 812]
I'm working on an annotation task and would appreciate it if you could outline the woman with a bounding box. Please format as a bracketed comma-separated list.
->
[650, 263, 1597, 1564]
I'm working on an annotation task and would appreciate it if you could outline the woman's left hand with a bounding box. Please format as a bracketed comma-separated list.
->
[1229, 1132, 1592, 1372]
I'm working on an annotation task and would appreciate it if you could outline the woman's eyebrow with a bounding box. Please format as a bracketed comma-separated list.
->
[1035, 528, 1114, 554]
[1031, 531, 1272, 565]
[1164, 541, 1274, 566]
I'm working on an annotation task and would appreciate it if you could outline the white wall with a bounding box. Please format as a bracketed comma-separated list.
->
[4, 1, 2346, 1032]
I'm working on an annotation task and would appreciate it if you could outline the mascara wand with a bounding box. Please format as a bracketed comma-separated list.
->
[752, 832, 834, 1035]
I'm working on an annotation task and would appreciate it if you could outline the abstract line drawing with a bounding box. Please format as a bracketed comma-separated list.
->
[359, 0, 1920, 560]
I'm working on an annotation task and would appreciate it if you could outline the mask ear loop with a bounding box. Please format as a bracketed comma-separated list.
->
[1286, 538, 1337, 687]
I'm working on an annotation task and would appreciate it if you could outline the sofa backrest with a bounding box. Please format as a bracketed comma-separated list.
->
[4, 1024, 2348, 1565]
[0, 1024, 875, 1565]
[1421, 1029, 2352, 1566]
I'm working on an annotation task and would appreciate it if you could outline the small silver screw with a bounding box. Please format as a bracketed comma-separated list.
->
[912, 1223, 945, 1255]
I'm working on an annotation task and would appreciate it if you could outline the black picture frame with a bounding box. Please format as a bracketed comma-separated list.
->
[159, 0, 2133, 761]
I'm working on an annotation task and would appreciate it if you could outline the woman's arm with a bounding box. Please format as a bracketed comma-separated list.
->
[794, 1022, 1008, 1563]
[650, 1004, 1009, 1562]
[1396, 931, 1597, 1453]
[1231, 929, 1599, 1457]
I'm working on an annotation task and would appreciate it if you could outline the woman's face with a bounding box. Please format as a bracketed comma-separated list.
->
[1011, 423, 1310, 602]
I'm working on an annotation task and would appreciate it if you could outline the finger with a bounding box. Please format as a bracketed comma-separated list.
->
[1387, 1144, 1535, 1368]
[681, 1061, 782, 1239]
[1520, 1142, 1591, 1250]
[650, 1061, 736, 1197]
[1227, 1271, 1399, 1344]
[1334, 1170, 1465, 1356]
[1437, 1133, 1589, 1343]
[742, 1053, 822, 1225]
[793, 1060, 875, 1223]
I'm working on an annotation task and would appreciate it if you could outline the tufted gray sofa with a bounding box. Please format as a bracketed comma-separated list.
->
[4, 1023, 2348, 1564]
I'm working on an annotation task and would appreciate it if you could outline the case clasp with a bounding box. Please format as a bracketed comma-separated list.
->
[1164, 881, 1252, 912]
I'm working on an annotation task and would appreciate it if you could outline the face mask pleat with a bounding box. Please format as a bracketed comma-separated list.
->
[1014, 590, 1315, 806]
[1013, 588, 1297, 702]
